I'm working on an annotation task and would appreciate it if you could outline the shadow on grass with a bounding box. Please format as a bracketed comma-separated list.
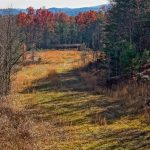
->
[19, 65, 150, 149]
[23, 91, 127, 127]
[87, 129, 150, 150]
[22, 68, 88, 93]
[20, 66, 129, 126]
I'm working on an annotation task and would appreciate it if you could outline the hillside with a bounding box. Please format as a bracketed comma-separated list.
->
[0, 4, 110, 16]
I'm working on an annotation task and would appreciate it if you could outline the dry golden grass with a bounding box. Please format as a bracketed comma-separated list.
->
[103, 80, 150, 122]
[12, 50, 96, 93]
[109, 81, 150, 104]
[79, 72, 97, 90]
[79, 69, 150, 123]
[0, 50, 149, 150]
[0, 96, 38, 150]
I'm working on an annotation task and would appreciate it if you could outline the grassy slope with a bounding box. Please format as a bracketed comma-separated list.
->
[13, 50, 150, 150]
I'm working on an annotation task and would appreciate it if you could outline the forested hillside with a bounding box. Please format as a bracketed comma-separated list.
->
[0, 4, 110, 16]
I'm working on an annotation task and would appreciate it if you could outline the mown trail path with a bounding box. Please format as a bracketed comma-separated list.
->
[16, 50, 150, 150]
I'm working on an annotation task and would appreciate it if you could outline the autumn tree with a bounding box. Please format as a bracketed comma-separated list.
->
[75, 11, 106, 50]
[18, 8, 107, 50]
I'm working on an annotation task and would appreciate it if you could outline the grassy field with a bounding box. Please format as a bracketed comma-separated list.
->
[3, 50, 150, 149]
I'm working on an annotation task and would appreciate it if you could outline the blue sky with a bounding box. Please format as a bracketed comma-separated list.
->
[0, 0, 109, 8]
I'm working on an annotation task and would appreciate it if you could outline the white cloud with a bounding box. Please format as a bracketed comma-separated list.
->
[0, 0, 109, 9]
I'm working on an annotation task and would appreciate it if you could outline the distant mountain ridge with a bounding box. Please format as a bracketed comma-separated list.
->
[48, 4, 110, 16]
[0, 4, 110, 16]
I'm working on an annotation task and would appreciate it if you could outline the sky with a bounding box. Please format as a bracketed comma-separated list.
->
[0, 0, 109, 9]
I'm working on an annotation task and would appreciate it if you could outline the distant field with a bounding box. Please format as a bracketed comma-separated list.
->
[1, 50, 149, 150]
[12, 50, 93, 92]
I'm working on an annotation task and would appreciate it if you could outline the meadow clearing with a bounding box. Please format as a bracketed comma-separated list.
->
[0, 50, 150, 150]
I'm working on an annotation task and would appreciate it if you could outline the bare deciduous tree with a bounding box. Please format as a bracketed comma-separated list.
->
[0, 14, 22, 96]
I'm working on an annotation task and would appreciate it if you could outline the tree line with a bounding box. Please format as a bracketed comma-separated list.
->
[17, 7, 106, 50]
